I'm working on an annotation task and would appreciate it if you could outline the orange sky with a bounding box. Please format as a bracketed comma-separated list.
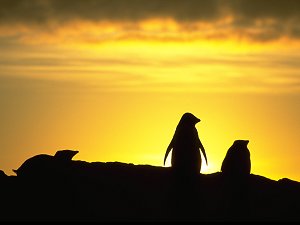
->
[0, 0, 299, 181]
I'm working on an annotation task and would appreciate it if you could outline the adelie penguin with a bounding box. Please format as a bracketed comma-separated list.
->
[164, 113, 208, 174]
[221, 140, 251, 177]
[13, 150, 79, 178]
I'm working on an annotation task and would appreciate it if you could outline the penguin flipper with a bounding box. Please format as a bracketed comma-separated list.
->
[199, 143, 208, 166]
[164, 139, 173, 166]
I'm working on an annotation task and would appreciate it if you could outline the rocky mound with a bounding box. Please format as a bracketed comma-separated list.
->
[0, 150, 299, 222]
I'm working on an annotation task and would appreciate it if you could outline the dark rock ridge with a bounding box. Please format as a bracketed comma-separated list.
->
[0, 150, 300, 222]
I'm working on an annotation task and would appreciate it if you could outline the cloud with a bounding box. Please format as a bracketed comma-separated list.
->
[1, 41, 299, 94]
[1, 0, 300, 23]
[229, 0, 300, 21]
[0, 0, 223, 25]
[1, 0, 300, 42]
[227, 0, 300, 41]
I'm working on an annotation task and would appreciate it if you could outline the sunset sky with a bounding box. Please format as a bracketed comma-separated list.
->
[0, 0, 299, 181]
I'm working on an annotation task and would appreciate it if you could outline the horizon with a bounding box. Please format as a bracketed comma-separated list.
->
[0, 0, 299, 181]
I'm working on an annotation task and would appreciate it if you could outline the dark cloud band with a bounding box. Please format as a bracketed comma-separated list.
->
[1, 0, 300, 41]
[0, 0, 223, 24]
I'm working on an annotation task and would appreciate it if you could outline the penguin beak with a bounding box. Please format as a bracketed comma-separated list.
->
[196, 118, 201, 123]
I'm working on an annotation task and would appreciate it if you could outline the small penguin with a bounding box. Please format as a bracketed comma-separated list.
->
[163, 113, 208, 174]
[221, 140, 251, 177]
[13, 150, 79, 177]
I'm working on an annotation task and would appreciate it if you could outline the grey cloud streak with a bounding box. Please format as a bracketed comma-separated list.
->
[1, 0, 300, 41]
[229, 0, 300, 21]
[228, 0, 300, 41]
[0, 0, 223, 24]
[1, 0, 299, 23]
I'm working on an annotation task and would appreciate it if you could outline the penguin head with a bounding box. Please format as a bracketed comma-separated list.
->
[233, 140, 249, 148]
[54, 150, 79, 161]
[179, 112, 201, 126]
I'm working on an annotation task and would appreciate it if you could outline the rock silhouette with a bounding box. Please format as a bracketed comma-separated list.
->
[163, 113, 208, 174]
[0, 170, 7, 178]
[0, 150, 300, 222]
[221, 140, 251, 177]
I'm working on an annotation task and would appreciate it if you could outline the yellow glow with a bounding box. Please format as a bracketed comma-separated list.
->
[139, 18, 179, 32]
[0, 18, 299, 183]
[1, 18, 299, 48]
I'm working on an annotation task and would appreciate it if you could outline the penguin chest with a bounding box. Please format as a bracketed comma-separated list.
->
[171, 137, 201, 168]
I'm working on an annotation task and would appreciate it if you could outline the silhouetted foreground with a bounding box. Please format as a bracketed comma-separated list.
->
[1, 151, 300, 222]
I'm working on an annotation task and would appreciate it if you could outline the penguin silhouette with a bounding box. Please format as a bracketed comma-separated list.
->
[221, 140, 251, 177]
[13, 150, 79, 178]
[163, 113, 208, 174]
